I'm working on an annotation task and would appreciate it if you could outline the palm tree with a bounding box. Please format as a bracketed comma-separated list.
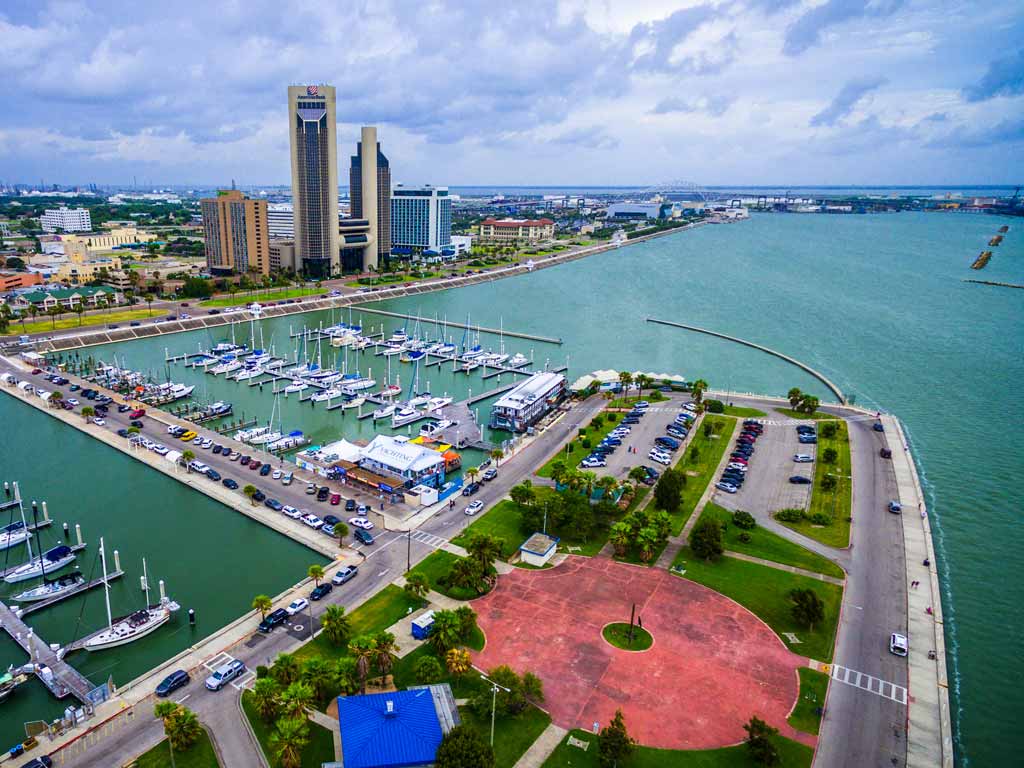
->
[372, 631, 397, 686]
[181, 449, 195, 471]
[166, 706, 201, 751]
[299, 658, 331, 702]
[26, 303, 38, 328]
[467, 534, 503, 573]
[489, 448, 505, 466]
[609, 521, 632, 557]
[153, 701, 180, 768]
[429, 611, 464, 654]
[307, 564, 325, 587]
[691, 378, 709, 405]
[47, 305, 62, 329]
[280, 680, 314, 718]
[448, 557, 483, 596]
[596, 475, 618, 500]
[243, 484, 258, 505]
[579, 470, 598, 498]
[787, 387, 803, 409]
[272, 652, 300, 686]
[404, 571, 430, 600]
[81, 406, 95, 422]
[548, 460, 568, 487]
[465, 466, 480, 485]
[636, 374, 652, 394]
[48, 391, 63, 409]
[334, 521, 349, 548]
[74, 304, 86, 326]
[251, 677, 281, 722]
[270, 717, 309, 768]
[144, 292, 155, 316]
[618, 370, 634, 394]
[348, 636, 376, 694]
[637, 527, 659, 563]
[445, 647, 472, 676]
[320, 604, 351, 647]
[252, 594, 272, 620]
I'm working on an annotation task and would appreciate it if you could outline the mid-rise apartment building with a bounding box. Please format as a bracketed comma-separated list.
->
[391, 185, 452, 255]
[200, 190, 270, 275]
[40, 207, 92, 233]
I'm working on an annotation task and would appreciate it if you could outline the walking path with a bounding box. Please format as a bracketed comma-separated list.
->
[513, 723, 569, 768]
[724, 551, 844, 585]
[884, 414, 953, 768]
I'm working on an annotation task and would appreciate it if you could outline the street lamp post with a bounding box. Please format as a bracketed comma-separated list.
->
[479, 673, 512, 746]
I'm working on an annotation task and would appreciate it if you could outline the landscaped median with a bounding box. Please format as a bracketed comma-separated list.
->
[673, 414, 737, 534]
[4, 307, 159, 335]
[134, 728, 220, 768]
[775, 419, 852, 548]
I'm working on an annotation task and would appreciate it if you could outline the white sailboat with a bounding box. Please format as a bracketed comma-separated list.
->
[233, 367, 264, 381]
[248, 430, 283, 445]
[372, 403, 396, 420]
[283, 380, 308, 394]
[0, 520, 31, 551]
[342, 396, 365, 410]
[81, 546, 178, 652]
[4, 544, 77, 583]
[13, 571, 86, 602]
[311, 388, 343, 402]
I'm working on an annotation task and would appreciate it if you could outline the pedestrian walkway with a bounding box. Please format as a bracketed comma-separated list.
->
[513, 723, 568, 768]
[306, 707, 341, 762]
[724, 551, 844, 585]
[884, 415, 953, 768]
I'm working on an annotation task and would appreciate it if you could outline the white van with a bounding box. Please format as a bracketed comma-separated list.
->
[188, 460, 210, 474]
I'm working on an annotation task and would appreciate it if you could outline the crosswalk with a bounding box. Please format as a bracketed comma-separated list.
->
[831, 664, 907, 705]
[410, 530, 448, 549]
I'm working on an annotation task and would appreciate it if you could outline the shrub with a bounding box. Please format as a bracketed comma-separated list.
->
[820, 422, 838, 439]
[775, 508, 804, 523]
[809, 512, 832, 526]
[256, 665, 269, 679]
[738, 532, 752, 543]
[822, 447, 838, 464]
[703, 422, 713, 437]
[591, 415, 604, 429]
[414, 655, 444, 685]
[606, 412, 618, 423]
[705, 399, 724, 413]
[581, 438, 592, 450]
[732, 510, 756, 530]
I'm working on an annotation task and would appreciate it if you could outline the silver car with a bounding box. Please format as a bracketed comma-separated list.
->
[205, 659, 245, 691]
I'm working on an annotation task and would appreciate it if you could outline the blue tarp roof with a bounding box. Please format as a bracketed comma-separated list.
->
[338, 689, 443, 768]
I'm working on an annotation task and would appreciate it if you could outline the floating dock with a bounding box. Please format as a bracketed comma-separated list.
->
[17, 567, 125, 617]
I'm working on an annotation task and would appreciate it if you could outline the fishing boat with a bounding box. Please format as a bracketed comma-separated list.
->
[509, 352, 529, 367]
[311, 388, 343, 402]
[12, 571, 85, 602]
[82, 546, 178, 652]
[4, 544, 76, 584]
[283, 380, 308, 394]
[425, 396, 452, 412]
[342, 396, 366, 410]
[0, 521, 30, 552]
[267, 431, 307, 451]
[391, 406, 422, 428]
[420, 419, 454, 439]
[373, 403, 396, 420]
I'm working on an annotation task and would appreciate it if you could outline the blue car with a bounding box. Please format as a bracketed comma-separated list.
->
[156, 669, 190, 697]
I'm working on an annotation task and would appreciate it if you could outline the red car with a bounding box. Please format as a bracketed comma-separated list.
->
[330, 493, 341, 505]
[249, 460, 262, 470]
[129, 408, 146, 419]
[31, 368, 42, 375]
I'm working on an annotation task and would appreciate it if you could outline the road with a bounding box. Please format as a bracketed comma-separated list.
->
[2, 360, 598, 767]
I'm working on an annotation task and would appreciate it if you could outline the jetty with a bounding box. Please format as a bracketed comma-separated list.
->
[646, 317, 846, 404]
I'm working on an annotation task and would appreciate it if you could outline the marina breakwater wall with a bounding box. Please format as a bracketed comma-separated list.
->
[645, 317, 847, 404]
[24, 219, 715, 355]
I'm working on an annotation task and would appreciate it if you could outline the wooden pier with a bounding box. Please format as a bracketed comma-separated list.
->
[17, 568, 125, 617]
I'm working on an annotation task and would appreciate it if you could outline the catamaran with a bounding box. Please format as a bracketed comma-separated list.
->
[0, 520, 30, 552]
[13, 571, 86, 602]
[81, 545, 178, 652]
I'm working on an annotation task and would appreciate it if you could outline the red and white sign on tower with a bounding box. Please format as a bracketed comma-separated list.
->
[306, 85, 318, 96]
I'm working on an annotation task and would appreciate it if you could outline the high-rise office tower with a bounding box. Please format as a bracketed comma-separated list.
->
[288, 84, 339, 278]
[200, 190, 269, 275]
[349, 126, 390, 270]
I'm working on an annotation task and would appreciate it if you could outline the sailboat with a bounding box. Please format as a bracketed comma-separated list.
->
[372, 403, 396, 420]
[342, 396, 365, 410]
[0, 520, 31, 551]
[311, 388, 343, 402]
[13, 571, 86, 602]
[283, 380, 309, 394]
[81, 544, 179, 652]
[3, 501, 77, 584]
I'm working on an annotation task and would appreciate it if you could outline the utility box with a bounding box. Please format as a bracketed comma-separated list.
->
[411, 610, 436, 640]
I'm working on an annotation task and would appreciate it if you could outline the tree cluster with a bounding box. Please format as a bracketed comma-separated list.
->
[787, 388, 820, 415]
[609, 506, 673, 562]
[470, 664, 545, 718]
[653, 467, 686, 515]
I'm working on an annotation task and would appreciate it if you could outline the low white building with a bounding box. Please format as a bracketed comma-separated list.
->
[519, 532, 559, 567]
[450, 235, 474, 256]
[359, 435, 446, 489]
[489, 371, 566, 433]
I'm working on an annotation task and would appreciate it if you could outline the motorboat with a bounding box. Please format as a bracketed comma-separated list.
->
[0, 669, 29, 703]
[12, 571, 86, 602]
[391, 406, 422, 428]
[267, 431, 307, 451]
[420, 419, 454, 439]
[4, 544, 77, 584]
[373, 404, 396, 420]
[211, 342, 246, 355]
[342, 378, 376, 395]
[283, 380, 308, 394]
[330, 333, 355, 347]
[0, 521, 30, 552]
[509, 352, 529, 367]
[82, 547, 179, 652]
[380, 344, 403, 357]
[236, 425, 272, 442]
[483, 353, 509, 366]
[311, 388, 343, 402]
[341, 396, 365, 410]
[233, 367, 264, 381]
[153, 382, 195, 401]
[425, 396, 452, 412]
[461, 360, 480, 373]
[206, 401, 232, 417]
[387, 329, 409, 343]
[248, 430, 283, 445]
[408, 392, 432, 408]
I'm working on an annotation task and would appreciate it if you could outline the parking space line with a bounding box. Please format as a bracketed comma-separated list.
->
[204, 651, 233, 671]
[232, 669, 256, 691]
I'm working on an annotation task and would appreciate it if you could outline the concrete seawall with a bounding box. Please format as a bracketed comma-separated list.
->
[645, 317, 847, 404]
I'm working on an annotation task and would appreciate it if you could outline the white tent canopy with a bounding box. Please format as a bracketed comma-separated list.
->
[570, 369, 686, 391]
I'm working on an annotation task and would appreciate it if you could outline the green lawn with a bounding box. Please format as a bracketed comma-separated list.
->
[537, 438, 592, 477]
[699, 504, 845, 579]
[200, 287, 324, 307]
[5, 307, 158, 335]
[778, 421, 852, 548]
[459, 705, 552, 768]
[135, 729, 219, 768]
[671, 548, 842, 663]
[774, 408, 837, 421]
[391, 636, 487, 699]
[452, 500, 526, 559]
[721, 405, 767, 418]
[603, 622, 653, 651]
[789, 668, 830, 735]
[294, 585, 422, 662]
[406, 549, 483, 600]
[673, 416, 737, 534]
[606, 391, 667, 409]
[540, 729, 813, 768]
[241, 692, 336, 767]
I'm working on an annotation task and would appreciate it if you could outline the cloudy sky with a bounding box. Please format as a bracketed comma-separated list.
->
[1, 0, 1022, 187]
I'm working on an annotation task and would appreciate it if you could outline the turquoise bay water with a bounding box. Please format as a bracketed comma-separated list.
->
[2, 211, 1019, 764]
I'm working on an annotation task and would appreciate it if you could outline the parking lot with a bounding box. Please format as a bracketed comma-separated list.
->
[714, 420, 815, 515]
[581, 394, 692, 481]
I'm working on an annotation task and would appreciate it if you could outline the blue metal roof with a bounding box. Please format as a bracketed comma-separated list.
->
[338, 689, 443, 768]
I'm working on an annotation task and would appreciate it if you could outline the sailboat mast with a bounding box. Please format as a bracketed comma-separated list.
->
[16, 487, 34, 563]
[143, 557, 151, 606]
[101, 538, 112, 629]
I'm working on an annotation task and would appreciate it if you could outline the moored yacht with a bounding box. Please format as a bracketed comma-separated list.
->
[408, 392, 432, 408]
[378, 384, 401, 398]
[380, 344, 403, 357]
[236, 425, 272, 442]
[0, 521, 30, 552]
[311, 388, 343, 402]
[341, 378, 376, 394]
[153, 382, 196, 402]
[233, 367, 264, 381]
[4, 544, 76, 584]
[13, 571, 86, 602]
[248, 430, 283, 445]
[372, 403, 396, 420]
[266, 431, 307, 451]
[341, 396, 365, 410]
[391, 406, 422, 428]
[509, 352, 529, 367]
[425, 396, 453, 412]
[461, 360, 480, 372]
[420, 419, 454, 439]
[283, 380, 308, 394]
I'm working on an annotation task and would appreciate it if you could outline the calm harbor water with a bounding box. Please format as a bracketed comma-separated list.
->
[2, 211, 1020, 764]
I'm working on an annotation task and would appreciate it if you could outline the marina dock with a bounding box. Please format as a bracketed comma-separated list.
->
[345, 307, 564, 345]
[17, 567, 126, 618]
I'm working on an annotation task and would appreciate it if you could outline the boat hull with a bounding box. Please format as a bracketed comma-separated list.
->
[83, 609, 171, 652]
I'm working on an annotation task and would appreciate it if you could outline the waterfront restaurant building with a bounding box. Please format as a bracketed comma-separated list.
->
[489, 371, 566, 432]
[358, 435, 446, 491]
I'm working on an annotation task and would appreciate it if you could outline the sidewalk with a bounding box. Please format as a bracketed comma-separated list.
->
[513, 723, 568, 768]
[884, 415, 953, 768]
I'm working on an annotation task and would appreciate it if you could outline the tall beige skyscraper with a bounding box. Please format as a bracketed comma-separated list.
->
[288, 84, 339, 277]
[350, 126, 390, 271]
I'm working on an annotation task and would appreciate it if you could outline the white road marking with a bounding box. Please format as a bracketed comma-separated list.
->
[232, 670, 257, 691]
[175, 694, 191, 704]
[831, 664, 907, 705]
[410, 530, 448, 548]
[203, 651, 234, 671]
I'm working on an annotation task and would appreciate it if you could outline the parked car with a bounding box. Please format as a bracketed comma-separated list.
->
[252, 490, 266, 502]
[880, 448, 892, 459]
[310, 583, 333, 600]
[240, 455, 251, 466]
[205, 469, 221, 482]
[873, 423, 885, 432]
[259, 463, 272, 476]
[129, 408, 146, 419]
[888, 500, 902, 514]
[793, 454, 814, 463]
[205, 659, 245, 690]
[317, 487, 330, 502]
[354, 528, 374, 545]
[349, 517, 374, 530]
[482, 468, 498, 481]
[332, 565, 359, 585]
[258, 608, 289, 633]
[789, 476, 812, 484]
[330, 493, 341, 505]
[889, 632, 908, 656]
[715, 481, 738, 494]
[462, 482, 481, 496]
[264, 498, 284, 511]
[249, 460, 263, 471]
[285, 598, 309, 616]
[155, 670, 190, 697]
[344, 498, 356, 512]
[223, 478, 239, 490]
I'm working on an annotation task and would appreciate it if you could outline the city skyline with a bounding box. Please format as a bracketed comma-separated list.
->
[1, 1, 1021, 187]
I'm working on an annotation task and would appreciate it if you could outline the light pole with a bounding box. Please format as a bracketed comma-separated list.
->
[479, 673, 512, 746]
